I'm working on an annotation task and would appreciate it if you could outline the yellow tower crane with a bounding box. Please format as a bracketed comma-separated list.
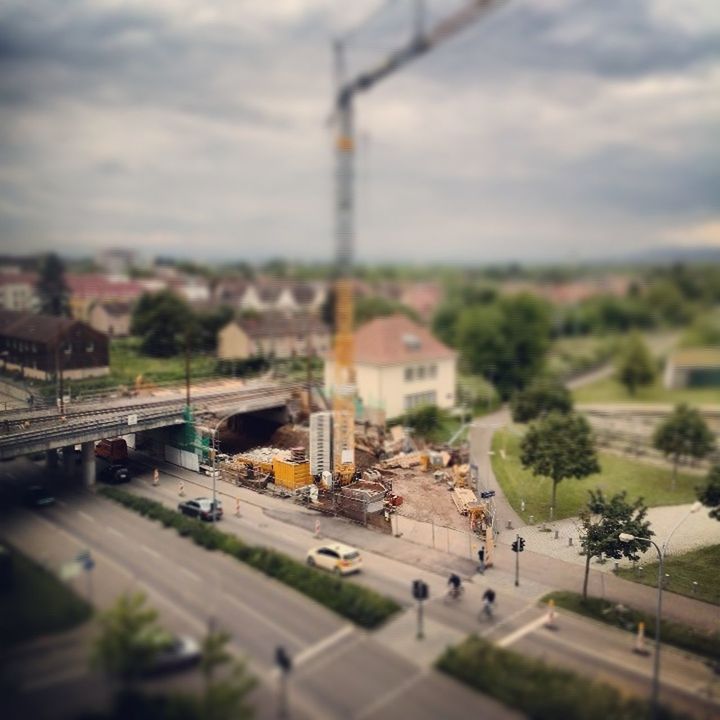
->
[331, 0, 506, 482]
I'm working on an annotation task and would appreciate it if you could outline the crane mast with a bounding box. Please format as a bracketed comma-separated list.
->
[331, 0, 504, 480]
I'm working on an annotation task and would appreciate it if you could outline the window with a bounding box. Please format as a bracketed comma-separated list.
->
[86, 341, 94, 353]
[404, 367, 414, 382]
[64, 343, 72, 355]
[417, 365, 426, 380]
[428, 364, 437, 378]
[404, 391, 437, 410]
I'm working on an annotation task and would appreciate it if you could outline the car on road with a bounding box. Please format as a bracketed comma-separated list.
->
[178, 497, 223, 521]
[306, 543, 362, 575]
[23, 483, 55, 508]
[144, 634, 201, 675]
[98, 462, 130, 484]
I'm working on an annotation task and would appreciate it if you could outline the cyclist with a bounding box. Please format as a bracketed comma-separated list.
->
[447, 573, 463, 599]
[481, 588, 496, 619]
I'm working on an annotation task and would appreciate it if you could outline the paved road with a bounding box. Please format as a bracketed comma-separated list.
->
[1, 465, 517, 720]
[2, 457, 718, 719]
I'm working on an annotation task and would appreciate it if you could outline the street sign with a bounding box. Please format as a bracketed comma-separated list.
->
[127, 414, 138, 426]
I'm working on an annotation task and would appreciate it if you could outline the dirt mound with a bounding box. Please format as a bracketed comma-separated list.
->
[270, 425, 309, 450]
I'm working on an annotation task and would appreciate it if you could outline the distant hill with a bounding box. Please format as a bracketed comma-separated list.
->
[624, 245, 720, 265]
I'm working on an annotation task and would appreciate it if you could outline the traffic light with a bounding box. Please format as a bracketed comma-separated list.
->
[519, 537, 526, 552]
[511, 540, 518, 552]
[412, 579, 429, 601]
[275, 646, 292, 673]
[511, 537, 526, 553]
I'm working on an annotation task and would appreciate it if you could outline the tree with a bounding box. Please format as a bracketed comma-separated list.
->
[456, 293, 551, 399]
[354, 296, 419, 327]
[616, 333, 656, 396]
[36, 252, 70, 316]
[510, 376, 573, 423]
[91, 593, 163, 687]
[579, 490, 653, 599]
[520, 412, 600, 522]
[697, 464, 720, 521]
[131, 290, 195, 357]
[195, 305, 233, 352]
[199, 623, 256, 720]
[652, 404, 716, 490]
[404, 404, 448, 441]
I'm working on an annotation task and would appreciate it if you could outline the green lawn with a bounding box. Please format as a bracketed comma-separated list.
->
[492, 428, 702, 523]
[0, 544, 92, 647]
[36, 337, 221, 397]
[616, 544, 720, 606]
[546, 335, 618, 380]
[573, 375, 720, 406]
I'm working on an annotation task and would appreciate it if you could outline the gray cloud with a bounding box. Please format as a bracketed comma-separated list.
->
[0, 0, 718, 262]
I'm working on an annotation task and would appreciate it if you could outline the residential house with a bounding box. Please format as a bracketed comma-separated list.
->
[0, 272, 38, 312]
[663, 349, 720, 389]
[218, 313, 331, 361]
[88, 300, 133, 337]
[323, 314, 457, 420]
[213, 279, 326, 316]
[66, 274, 145, 321]
[400, 282, 443, 324]
[0, 310, 109, 381]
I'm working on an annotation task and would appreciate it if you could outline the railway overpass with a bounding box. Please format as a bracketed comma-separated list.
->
[0, 381, 304, 483]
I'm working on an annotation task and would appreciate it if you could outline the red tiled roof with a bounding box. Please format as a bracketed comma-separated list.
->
[66, 274, 144, 300]
[352, 314, 455, 365]
[0, 272, 37, 287]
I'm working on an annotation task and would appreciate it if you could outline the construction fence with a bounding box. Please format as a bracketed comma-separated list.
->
[393, 514, 481, 561]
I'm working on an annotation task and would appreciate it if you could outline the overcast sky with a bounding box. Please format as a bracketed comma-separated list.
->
[1, 0, 718, 265]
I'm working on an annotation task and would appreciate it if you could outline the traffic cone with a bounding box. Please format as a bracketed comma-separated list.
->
[314, 519, 321, 538]
[545, 599, 558, 630]
[235, 497, 241, 518]
[152, 469, 159, 487]
[633, 621, 650, 656]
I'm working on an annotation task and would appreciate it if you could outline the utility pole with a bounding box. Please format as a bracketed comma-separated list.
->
[184, 326, 191, 409]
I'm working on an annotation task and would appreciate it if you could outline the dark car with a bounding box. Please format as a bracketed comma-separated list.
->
[98, 463, 130, 484]
[24, 483, 55, 508]
[140, 633, 201, 676]
[177, 497, 223, 521]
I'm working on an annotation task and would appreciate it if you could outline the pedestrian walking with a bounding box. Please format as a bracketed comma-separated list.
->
[152, 468, 159, 487]
[477, 547, 485, 574]
[179, 480, 185, 497]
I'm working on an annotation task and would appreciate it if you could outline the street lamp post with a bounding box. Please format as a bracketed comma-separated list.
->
[197, 411, 238, 521]
[619, 501, 702, 719]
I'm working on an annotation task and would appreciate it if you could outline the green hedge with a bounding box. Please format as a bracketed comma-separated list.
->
[99, 487, 400, 629]
[544, 591, 720, 662]
[437, 635, 682, 720]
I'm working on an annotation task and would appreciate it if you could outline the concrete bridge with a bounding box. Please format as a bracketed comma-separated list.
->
[0, 381, 303, 483]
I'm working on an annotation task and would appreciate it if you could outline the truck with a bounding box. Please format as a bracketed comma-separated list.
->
[95, 438, 128, 464]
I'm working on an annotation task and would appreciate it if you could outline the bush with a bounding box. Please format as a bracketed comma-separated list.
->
[99, 488, 400, 629]
[437, 635, 680, 720]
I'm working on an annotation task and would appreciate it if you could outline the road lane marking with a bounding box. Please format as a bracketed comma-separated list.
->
[179, 566, 201, 582]
[77, 510, 95, 523]
[354, 670, 425, 720]
[294, 624, 355, 667]
[496, 614, 548, 648]
[106, 526, 123, 538]
[140, 544, 161, 559]
[219, 590, 306, 648]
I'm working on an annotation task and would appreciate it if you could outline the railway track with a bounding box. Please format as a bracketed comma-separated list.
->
[0, 382, 305, 453]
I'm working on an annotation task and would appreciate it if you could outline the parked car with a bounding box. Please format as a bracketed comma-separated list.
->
[98, 462, 130, 484]
[144, 634, 201, 675]
[23, 483, 55, 508]
[306, 543, 362, 575]
[178, 497, 223, 521]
